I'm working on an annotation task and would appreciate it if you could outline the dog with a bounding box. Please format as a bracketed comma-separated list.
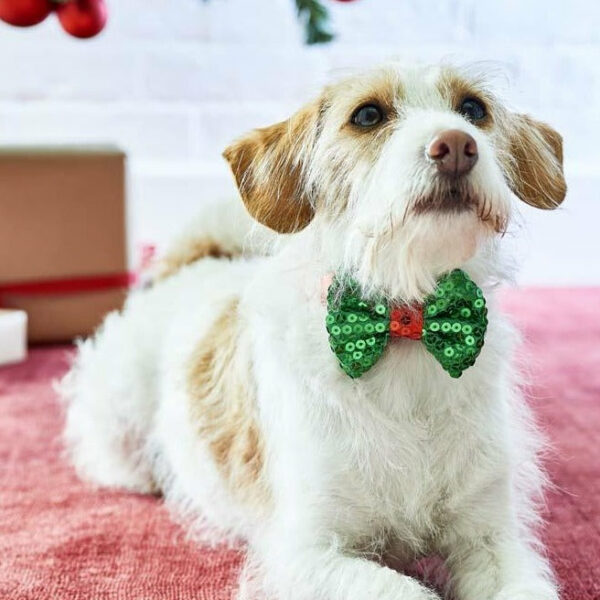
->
[61, 62, 567, 600]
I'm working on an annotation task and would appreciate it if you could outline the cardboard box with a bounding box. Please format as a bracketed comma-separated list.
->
[0, 309, 27, 366]
[0, 147, 128, 343]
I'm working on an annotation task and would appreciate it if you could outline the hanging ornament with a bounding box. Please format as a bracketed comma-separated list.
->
[0, 0, 53, 27]
[56, 0, 107, 38]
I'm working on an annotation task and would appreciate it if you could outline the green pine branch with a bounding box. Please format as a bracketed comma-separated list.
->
[200, 0, 335, 46]
[296, 0, 335, 45]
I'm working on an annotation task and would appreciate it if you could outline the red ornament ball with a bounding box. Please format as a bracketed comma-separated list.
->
[56, 0, 107, 39]
[0, 0, 53, 27]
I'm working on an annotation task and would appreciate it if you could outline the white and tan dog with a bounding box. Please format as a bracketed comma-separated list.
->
[61, 63, 566, 600]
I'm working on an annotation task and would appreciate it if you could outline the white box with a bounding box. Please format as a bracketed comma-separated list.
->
[0, 309, 27, 366]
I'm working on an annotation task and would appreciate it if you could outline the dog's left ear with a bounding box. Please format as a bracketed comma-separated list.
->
[223, 100, 322, 233]
[507, 114, 567, 209]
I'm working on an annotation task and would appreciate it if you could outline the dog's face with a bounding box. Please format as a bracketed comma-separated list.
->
[224, 64, 566, 300]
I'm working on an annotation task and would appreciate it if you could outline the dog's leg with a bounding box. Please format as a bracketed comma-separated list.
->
[444, 527, 558, 600]
[252, 536, 440, 600]
[60, 312, 158, 494]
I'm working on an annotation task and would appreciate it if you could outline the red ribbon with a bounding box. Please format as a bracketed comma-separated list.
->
[0, 272, 136, 296]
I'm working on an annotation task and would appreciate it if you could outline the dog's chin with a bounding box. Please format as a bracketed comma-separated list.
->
[353, 209, 494, 304]
[346, 182, 508, 302]
[406, 211, 482, 287]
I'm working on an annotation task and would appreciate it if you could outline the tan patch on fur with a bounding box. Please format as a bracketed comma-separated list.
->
[223, 101, 320, 234]
[187, 299, 269, 509]
[338, 69, 401, 136]
[155, 237, 236, 281]
[318, 68, 403, 217]
[437, 68, 494, 130]
[504, 114, 567, 209]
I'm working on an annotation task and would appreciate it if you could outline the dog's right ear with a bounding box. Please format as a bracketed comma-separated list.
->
[223, 100, 321, 234]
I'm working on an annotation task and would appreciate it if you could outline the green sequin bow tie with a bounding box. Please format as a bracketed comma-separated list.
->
[325, 269, 488, 379]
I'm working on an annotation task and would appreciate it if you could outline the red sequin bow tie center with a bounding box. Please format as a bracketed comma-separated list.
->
[389, 306, 424, 340]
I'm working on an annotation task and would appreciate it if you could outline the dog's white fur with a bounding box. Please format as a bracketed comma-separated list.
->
[60, 63, 566, 600]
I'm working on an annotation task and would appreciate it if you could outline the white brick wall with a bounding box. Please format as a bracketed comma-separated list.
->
[0, 0, 597, 285]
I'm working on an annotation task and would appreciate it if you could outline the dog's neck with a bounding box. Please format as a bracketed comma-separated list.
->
[275, 217, 509, 307]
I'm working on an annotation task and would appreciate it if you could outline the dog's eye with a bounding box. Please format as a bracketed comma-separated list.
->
[351, 104, 383, 127]
[459, 98, 487, 122]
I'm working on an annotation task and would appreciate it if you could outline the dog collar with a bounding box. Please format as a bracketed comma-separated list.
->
[325, 269, 488, 379]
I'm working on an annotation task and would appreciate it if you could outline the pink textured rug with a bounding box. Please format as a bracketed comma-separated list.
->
[0, 289, 599, 599]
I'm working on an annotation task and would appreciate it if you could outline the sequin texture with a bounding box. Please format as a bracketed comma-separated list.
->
[389, 306, 423, 340]
[421, 269, 488, 378]
[326, 278, 389, 378]
[325, 269, 488, 379]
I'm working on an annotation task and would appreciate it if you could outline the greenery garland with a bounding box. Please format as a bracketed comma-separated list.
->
[202, 0, 335, 45]
[295, 0, 334, 45]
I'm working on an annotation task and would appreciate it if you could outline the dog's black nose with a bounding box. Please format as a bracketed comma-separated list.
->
[428, 130, 478, 177]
